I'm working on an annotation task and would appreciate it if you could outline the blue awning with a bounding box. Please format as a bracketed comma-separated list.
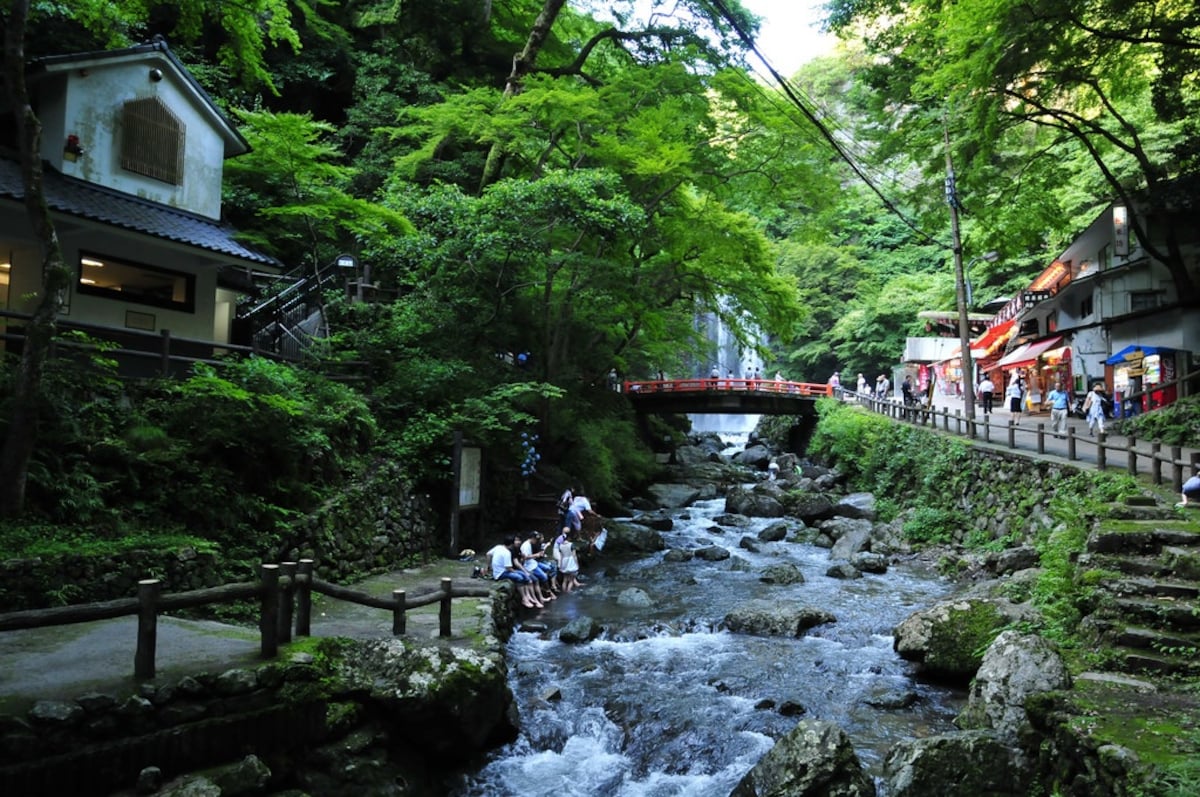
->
[1105, 345, 1171, 365]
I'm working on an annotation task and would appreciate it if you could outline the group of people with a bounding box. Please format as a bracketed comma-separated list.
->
[483, 486, 594, 609]
[997, 371, 1111, 437]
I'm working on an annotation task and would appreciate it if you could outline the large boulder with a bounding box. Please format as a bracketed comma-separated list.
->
[674, 444, 719, 466]
[336, 639, 516, 760]
[603, 521, 667, 554]
[882, 730, 1029, 797]
[826, 519, 874, 560]
[759, 563, 806, 585]
[785, 493, 838, 524]
[730, 719, 875, 797]
[956, 630, 1071, 741]
[726, 486, 786, 518]
[893, 598, 1023, 683]
[733, 443, 773, 469]
[832, 492, 877, 521]
[723, 600, 835, 638]
[646, 483, 703, 509]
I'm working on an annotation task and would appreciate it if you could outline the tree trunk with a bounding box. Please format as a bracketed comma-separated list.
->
[478, 0, 567, 192]
[0, 1, 72, 516]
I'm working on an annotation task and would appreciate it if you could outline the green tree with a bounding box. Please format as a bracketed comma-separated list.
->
[0, 0, 300, 517]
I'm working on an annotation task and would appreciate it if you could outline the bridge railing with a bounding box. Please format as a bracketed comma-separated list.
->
[622, 378, 832, 396]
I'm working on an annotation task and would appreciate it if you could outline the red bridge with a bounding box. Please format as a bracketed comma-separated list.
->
[621, 377, 832, 415]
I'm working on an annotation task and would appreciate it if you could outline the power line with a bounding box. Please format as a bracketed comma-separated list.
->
[708, 0, 943, 247]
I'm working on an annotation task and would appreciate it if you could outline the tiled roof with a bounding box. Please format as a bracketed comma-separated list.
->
[0, 158, 279, 268]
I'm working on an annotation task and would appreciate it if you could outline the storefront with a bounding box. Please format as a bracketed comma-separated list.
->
[997, 335, 1067, 408]
[1106, 345, 1179, 416]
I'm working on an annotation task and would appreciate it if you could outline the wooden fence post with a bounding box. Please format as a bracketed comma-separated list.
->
[260, 564, 280, 659]
[1008, 419, 1016, 449]
[279, 561, 297, 643]
[1127, 436, 1138, 477]
[1067, 427, 1076, 461]
[1097, 433, 1107, 470]
[439, 578, 453, 637]
[1037, 423, 1046, 455]
[954, 409, 962, 436]
[393, 589, 406, 636]
[135, 579, 160, 680]
[982, 416, 990, 443]
[1151, 442, 1162, 484]
[1171, 446, 1183, 493]
[295, 559, 313, 637]
[942, 408, 949, 432]
[160, 329, 172, 376]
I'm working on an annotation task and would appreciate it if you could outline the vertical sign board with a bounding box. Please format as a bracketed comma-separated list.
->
[450, 432, 482, 555]
[1112, 206, 1129, 257]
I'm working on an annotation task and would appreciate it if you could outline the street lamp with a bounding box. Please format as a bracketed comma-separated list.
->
[964, 250, 1000, 308]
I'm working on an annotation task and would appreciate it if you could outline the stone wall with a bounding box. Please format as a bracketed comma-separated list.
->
[0, 459, 439, 611]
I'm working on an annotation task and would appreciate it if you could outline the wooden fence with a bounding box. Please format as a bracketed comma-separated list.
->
[0, 560, 493, 680]
[852, 392, 1200, 494]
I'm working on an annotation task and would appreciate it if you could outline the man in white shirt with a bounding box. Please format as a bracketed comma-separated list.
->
[978, 376, 996, 415]
[487, 535, 544, 608]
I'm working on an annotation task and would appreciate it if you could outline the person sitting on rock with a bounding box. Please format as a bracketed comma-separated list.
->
[488, 535, 544, 608]
[520, 531, 557, 601]
[1178, 468, 1200, 509]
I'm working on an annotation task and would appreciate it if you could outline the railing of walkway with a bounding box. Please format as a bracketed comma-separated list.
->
[849, 391, 1200, 494]
[0, 560, 493, 680]
[623, 377, 832, 395]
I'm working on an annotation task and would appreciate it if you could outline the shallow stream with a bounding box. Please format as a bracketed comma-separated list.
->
[453, 495, 966, 796]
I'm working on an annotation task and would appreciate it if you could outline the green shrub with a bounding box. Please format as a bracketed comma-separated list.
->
[902, 507, 964, 546]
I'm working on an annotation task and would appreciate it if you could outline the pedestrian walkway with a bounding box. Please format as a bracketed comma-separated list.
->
[0, 558, 490, 714]
[917, 390, 1200, 484]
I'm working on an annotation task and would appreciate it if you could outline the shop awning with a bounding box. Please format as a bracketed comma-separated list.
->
[998, 336, 1063, 369]
[970, 319, 1016, 358]
[1104, 344, 1172, 365]
[1041, 346, 1070, 365]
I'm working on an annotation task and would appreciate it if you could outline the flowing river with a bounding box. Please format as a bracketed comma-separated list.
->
[453, 494, 967, 796]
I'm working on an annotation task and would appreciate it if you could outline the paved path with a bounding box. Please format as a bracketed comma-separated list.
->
[851, 390, 1200, 488]
[0, 559, 489, 714]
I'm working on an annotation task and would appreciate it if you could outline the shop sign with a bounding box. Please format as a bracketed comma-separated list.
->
[1022, 289, 1052, 304]
[1113, 206, 1129, 256]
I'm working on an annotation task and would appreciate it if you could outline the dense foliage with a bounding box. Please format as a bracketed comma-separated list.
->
[1, 0, 1194, 553]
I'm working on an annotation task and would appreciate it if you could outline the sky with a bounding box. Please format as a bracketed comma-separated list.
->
[740, 0, 839, 77]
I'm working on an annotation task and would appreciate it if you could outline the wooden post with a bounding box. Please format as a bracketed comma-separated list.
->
[135, 579, 160, 680]
[295, 559, 314, 637]
[439, 578, 453, 638]
[1151, 442, 1162, 484]
[1097, 433, 1107, 470]
[160, 329, 172, 376]
[260, 564, 280, 659]
[1067, 427, 1076, 461]
[1037, 423, 1046, 455]
[1171, 446, 1183, 494]
[1127, 436, 1138, 477]
[1007, 419, 1016, 449]
[279, 561, 297, 643]
[942, 407, 949, 432]
[954, 409, 962, 436]
[982, 415, 990, 443]
[393, 589, 407, 636]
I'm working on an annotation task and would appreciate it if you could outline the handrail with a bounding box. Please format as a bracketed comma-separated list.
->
[0, 560, 496, 680]
[848, 391, 1200, 494]
[622, 377, 832, 396]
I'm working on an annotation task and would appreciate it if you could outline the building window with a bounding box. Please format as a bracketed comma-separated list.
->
[1098, 243, 1111, 271]
[120, 97, 185, 185]
[77, 252, 195, 312]
[1130, 292, 1161, 312]
[1080, 295, 1093, 317]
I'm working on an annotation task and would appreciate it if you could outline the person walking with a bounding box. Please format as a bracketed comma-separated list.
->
[829, 370, 841, 399]
[1046, 381, 1071, 438]
[978, 375, 995, 415]
[1006, 376, 1023, 423]
[1082, 383, 1108, 436]
[856, 373, 867, 398]
[877, 374, 890, 400]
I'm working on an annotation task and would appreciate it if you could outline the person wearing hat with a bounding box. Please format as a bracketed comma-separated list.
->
[1082, 383, 1108, 436]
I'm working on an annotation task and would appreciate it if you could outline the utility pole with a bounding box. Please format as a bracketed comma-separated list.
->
[944, 127, 975, 426]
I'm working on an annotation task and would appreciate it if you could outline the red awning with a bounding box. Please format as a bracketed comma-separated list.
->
[970, 319, 1016, 358]
[997, 336, 1064, 369]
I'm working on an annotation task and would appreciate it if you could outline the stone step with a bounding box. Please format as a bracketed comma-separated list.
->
[1164, 546, 1200, 581]
[1112, 625, 1200, 653]
[1076, 552, 1176, 579]
[1113, 648, 1200, 678]
[1087, 527, 1200, 555]
[1103, 597, 1200, 632]
[1100, 577, 1200, 601]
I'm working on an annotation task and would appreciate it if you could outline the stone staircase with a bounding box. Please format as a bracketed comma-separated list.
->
[1077, 511, 1200, 677]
